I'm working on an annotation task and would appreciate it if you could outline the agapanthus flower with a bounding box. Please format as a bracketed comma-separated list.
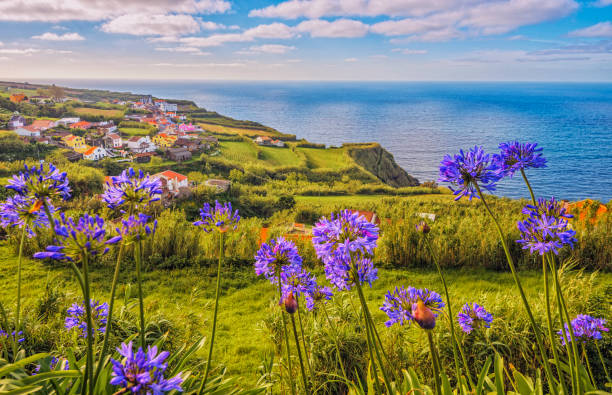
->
[110, 341, 183, 394]
[6, 163, 71, 201]
[457, 303, 493, 334]
[0, 329, 24, 343]
[33, 213, 121, 262]
[493, 141, 547, 178]
[557, 315, 608, 346]
[102, 168, 162, 210]
[516, 197, 577, 255]
[305, 285, 333, 311]
[34, 357, 70, 375]
[281, 264, 317, 299]
[380, 286, 444, 328]
[193, 200, 240, 233]
[115, 213, 157, 244]
[438, 146, 501, 201]
[324, 256, 378, 291]
[0, 195, 55, 237]
[284, 292, 298, 315]
[65, 299, 108, 338]
[254, 237, 302, 281]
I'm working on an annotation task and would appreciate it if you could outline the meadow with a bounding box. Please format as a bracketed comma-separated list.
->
[72, 107, 125, 118]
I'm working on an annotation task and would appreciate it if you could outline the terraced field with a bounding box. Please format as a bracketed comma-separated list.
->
[73, 107, 124, 118]
[199, 122, 276, 137]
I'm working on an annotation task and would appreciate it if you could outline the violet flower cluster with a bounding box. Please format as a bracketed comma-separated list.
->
[65, 300, 109, 338]
[312, 210, 379, 290]
[516, 197, 577, 255]
[6, 163, 71, 201]
[193, 200, 240, 233]
[457, 303, 493, 334]
[305, 285, 333, 311]
[116, 213, 157, 244]
[110, 341, 183, 394]
[0, 195, 55, 237]
[557, 315, 608, 345]
[493, 141, 547, 177]
[380, 286, 445, 328]
[102, 168, 162, 210]
[33, 213, 121, 262]
[281, 264, 317, 299]
[254, 237, 302, 282]
[0, 329, 24, 343]
[438, 146, 501, 201]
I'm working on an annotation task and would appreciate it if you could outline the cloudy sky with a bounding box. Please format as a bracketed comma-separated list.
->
[0, 0, 611, 81]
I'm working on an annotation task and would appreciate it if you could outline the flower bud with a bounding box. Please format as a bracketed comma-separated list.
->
[284, 291, 298, 314]
[415, 221, 430, 234]
[412, 299, 436, 330]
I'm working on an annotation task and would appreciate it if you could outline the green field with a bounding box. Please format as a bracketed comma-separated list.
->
[259, 146, 303, 167]
[298, 147, 348, 169]
[294, 192, 453, 206]
[119, 127, 151, 136]
[73, 107, 124, 118]
[219, 141, 259, 162]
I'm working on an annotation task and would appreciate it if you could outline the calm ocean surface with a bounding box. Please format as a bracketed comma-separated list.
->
[55, 80, 612, 201]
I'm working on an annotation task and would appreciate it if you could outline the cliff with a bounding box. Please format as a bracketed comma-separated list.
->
[345, 143, 419, 187]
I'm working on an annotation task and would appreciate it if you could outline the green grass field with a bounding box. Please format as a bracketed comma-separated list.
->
[294, 193, 453, 206]
[298, 147, 348, 169]
[219, 141, 259, 163]
[119, 127, 151, 137]
[259, 146, 303, 167]
[73, 107, 124, 118]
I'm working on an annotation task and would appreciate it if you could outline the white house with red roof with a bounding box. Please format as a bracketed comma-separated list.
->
[152, 170, 189, 194]
[107, 133, 123, 148]
[127, 136, 156, 153]
[83, 146, 108, 161]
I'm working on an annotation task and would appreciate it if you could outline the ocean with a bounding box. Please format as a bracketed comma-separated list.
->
[53, 80, 612, 202]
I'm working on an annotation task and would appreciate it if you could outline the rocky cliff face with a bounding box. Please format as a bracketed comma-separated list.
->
[345, 143, 419, 187]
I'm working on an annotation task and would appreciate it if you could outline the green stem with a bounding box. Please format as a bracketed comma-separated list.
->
[15, 225, 27, 331]
[594, 342, 610, 383]
[296, 298, 313, 381]
[582, 343, 596, 387]
[520, 169, 537, 205]
[427, 331, 442, 395]
[290, 314, 310, 394]
[543, 255, 568, 395]
[198, 232, 225, 393]
[81, 252, 94, 395]
[425, 236, 472, 389]
[474, 183, 557, 395]
[136, 240, 146, 350]
[322, 304, 348, 383]
[278, 270, 296, 395]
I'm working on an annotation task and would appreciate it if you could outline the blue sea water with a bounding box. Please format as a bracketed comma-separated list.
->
[53, 80, 612, 201]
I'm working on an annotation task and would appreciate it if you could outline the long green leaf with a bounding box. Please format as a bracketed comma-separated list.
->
[0, 385, 43, 394]
[476, 356, 492, 395]
[0, 354, 48, 377]
[18, 370, 81, 386]
[494, 353, 504, 395]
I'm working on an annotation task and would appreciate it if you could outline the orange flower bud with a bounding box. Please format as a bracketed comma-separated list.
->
[284, 291, 298, 314]
[412, 299, 436, 330]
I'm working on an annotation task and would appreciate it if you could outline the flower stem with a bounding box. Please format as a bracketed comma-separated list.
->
[81, 252, 95, 395]
[199, 232, 225, 393]
[322, 304, 348, 383]
[520, 169, 537, 204]
[582, 343, 596, 386]
[135, 240, 146, 350]
[594, 342, 610, 383]
[424, 236, 473, 389]
[427, 330, 442, 395]
[290, 313, 310, 394]
[474, 183, 557, 395]
[296, 298, 313, 381]
[15, 225, 27, 331]
[278, 269, 296, 395]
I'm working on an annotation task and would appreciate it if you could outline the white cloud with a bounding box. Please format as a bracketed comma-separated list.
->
[152, 62, 245, 67]
[287, 58, 303, 62]
[248, 44, 296, 53]
[392, 48, 427, 54]
[594, 0, 612, 6]
[569, 22, 612, 38]
[0, 48, 40, 54]
[200, 21, 227, 30]
[101, 14, 201, 36]
[0, 0, 230, 22]
[32, 32, 85, 41]
[244, 23, 296, 39]
[369, 54, 388, 59]
[154, 46, 211, 55]
[344, 57, 358, 62]
[296, 19, 369, 38]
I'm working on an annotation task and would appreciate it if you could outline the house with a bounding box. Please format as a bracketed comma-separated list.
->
[152, 170, 189, 194]
[205, 179, 231, 192]
[29, 96, 52, 104]
[74, 144, 92, 154]
[127, 136, 156, 152]
[7, 113, 26, 129]
[63, 134, 87, 149]
[83, 146, 107, 161]
[174, 137, 202, 152]
[155, 100, 178, 113]
[106, 133, 122, 148]
[56, 117, 80, 127]
[152, 133, 177, 148]
[70, 121, 92, 130]
[203, 135, 218, 146]
[30, 119, 56, 131]
[9, 94, 27, 103]
[178, 123, 200, 132]
[35, 137, 52, 145]
[254, 136, 285, 147]
[351, 210, 381, 225]
[167, 147, 192, 162]
[133, 152, 154, 163]
[14, 126, 41, 138]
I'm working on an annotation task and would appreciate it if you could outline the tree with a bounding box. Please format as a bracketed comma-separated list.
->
[276, 195, 296, 211]
[48, 85, 65, 101]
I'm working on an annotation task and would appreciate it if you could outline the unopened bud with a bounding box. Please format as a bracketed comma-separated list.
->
[412, 299, 436, 330]
[415, 221, 430, 234]
[284, 291, 298, 314]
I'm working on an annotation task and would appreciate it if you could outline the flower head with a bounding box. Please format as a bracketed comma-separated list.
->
[305, 285, 333, 311]
[116, 213, 157, 244]
[65, 299, 108, 338]
[0, 329, 24, 343]
[6, 163, 71, 201]
[193, 200, 240, 233]
[281, 264, 317, 299]
[324, 256, 378, 291]
[494, 141, 547, 178]
[558, 315, 608, 345]
[0, 195, 55, 237]
[33, 213, 121, 262]
[102, 168, 162, 210]
[380, 286, 444, 328]
[254, 237, 302, 281]
[438, 146, 501, 201]
[110, 341, 183, 394]
[457, 303, 493, 334]
[284, 292, 298, 314]
[516, 197, 577, 255]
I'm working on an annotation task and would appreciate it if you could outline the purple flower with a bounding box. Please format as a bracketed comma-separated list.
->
[323, 256, 378, 291]
[110, 341, 183, 394]
[0, 195, 55, 237]
[6, 163, 71, 201]
[438, 146, 501, 201]
[457, 303, 493, 334]
[516, 197, 577, 255]
[380, 286, 444, 328]
[193, 200, 240, 233]
[116, 213, 157, 244]
[305, 285, 333, 311]
[281, 264, 317, 299]
[493, 141, 547, 178]
[33, 213, 121, 262]
[254, 237, 302, 281]
[0, 329, 24, 343]
[34, 357, 70, 375]
[65, 299, 108, 338]
[558, 315, 608, 346]
[102, 168, 162, 210]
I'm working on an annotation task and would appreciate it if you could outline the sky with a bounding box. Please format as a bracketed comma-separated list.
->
[0, 0, 611, 81]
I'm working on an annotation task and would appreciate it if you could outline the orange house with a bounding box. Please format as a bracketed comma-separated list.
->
[9, 93, 27, 103]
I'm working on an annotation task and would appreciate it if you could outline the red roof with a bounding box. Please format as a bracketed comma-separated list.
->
[31, 119, 55, 128]
[71, 121, 91, 129]
[154, 170, 187, 182]
[108, 133, 121, 139]
[83, 146, 98, 156]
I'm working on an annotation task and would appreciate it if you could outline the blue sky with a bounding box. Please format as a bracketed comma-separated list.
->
[0, 0, 611, 81]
